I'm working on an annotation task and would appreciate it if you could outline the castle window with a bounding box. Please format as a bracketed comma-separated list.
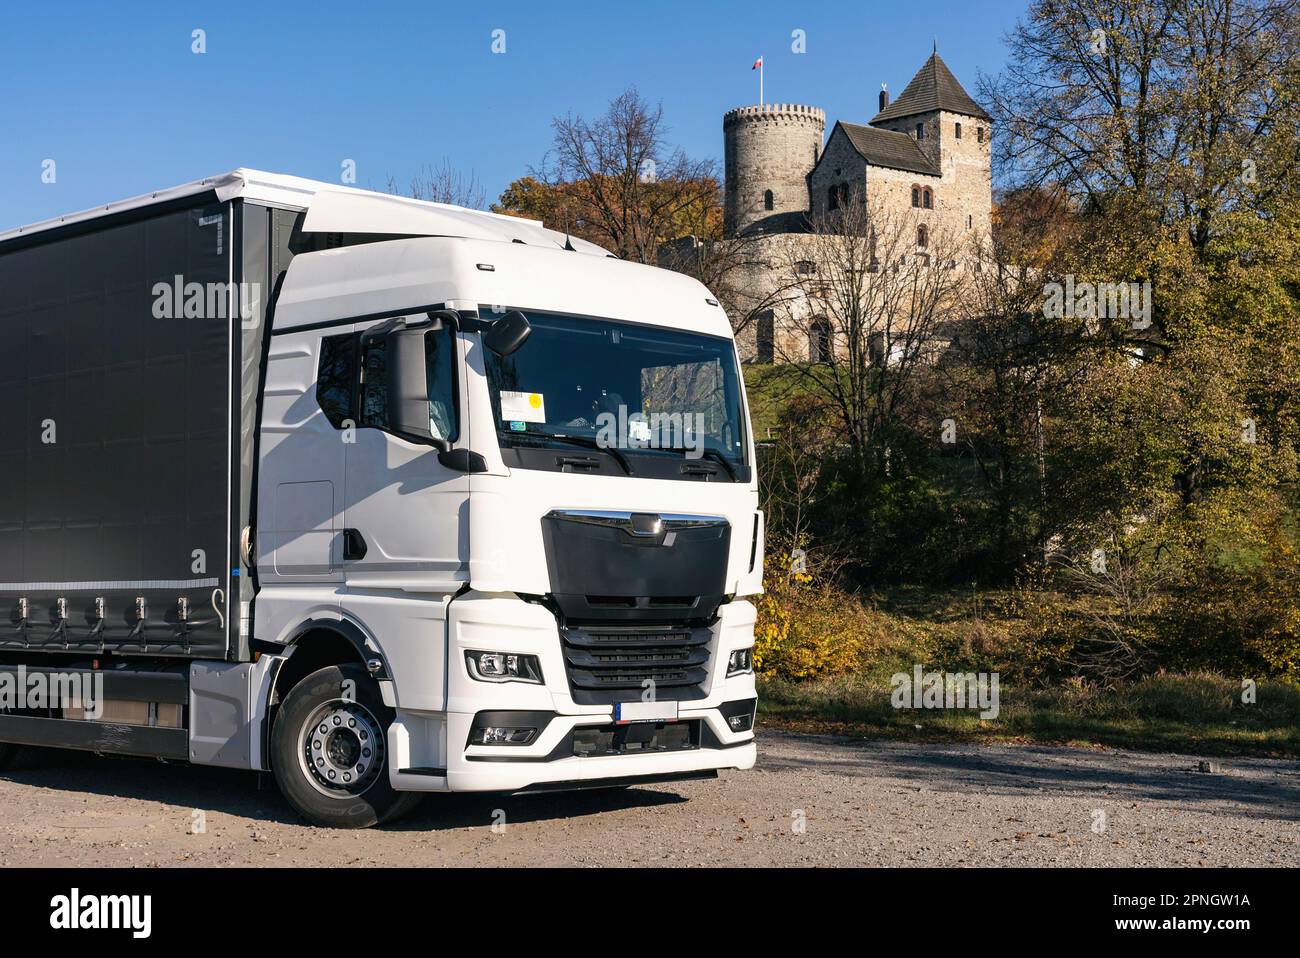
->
[977, 127, 985, 143]
[967, 214, 972, 229]
[868, 331, 886, 365]
[955, 122, 962, 139]
[917, 225, 929, 248]
[915, 122, 925, 140]
[828, 185, 839, 211]
[796, 260, 817, 275]
[922, 187, 933, 209]
[911, 186, 920, 208]
[756, 310, 775, 364]
[763, 189, 774, 211]
[809, 319, 832, 364]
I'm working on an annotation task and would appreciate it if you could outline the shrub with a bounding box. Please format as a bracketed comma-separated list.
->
[754, 554, 870, 680]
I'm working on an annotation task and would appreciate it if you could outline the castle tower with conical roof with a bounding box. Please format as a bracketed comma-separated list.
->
[866, 51, 992, 240]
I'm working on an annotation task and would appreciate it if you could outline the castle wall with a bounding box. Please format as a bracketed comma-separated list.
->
[873, 110, 992, 250]
[935, 109, 993, 246]
[807, 126, 868, 216]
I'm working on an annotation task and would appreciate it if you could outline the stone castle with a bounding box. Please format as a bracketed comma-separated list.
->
[721, 51, 993, 363]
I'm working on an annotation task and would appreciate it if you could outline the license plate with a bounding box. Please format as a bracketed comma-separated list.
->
[614, 700, 679, 724]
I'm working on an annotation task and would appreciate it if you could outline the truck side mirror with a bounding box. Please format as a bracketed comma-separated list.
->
[483, 310, 532, 356]
[385, 327, 447, 450]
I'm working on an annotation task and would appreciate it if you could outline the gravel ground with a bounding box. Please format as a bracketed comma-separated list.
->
[0, 731, 1295, 866]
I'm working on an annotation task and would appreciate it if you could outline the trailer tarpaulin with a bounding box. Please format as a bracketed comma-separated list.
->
[0, 201, 234, 657]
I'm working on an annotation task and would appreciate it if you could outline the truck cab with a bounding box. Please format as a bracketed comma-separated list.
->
[251, 180, 762, 824]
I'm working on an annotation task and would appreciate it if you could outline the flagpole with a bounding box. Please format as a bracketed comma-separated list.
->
[760, 60, 764, 105]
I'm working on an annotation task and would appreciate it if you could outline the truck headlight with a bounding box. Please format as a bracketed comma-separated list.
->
[465, 651, 543, 684]
[726, 648, 753, 677]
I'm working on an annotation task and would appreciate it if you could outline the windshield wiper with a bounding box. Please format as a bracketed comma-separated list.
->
[505, 429, 634, 475]
[694, 448, 739, 481]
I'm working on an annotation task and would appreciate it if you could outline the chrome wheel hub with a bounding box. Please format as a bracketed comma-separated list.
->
[299, 701, 384, 797]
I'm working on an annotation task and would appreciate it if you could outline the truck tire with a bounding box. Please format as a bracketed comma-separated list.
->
[271, 663, 422, 828]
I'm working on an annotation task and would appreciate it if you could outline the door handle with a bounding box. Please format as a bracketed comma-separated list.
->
[343, 528, 368, 561]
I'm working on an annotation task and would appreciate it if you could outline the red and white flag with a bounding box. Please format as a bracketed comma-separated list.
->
[752, 56, 763, 70]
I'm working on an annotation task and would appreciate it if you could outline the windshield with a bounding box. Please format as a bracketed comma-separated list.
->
[481, 308, 748, 473]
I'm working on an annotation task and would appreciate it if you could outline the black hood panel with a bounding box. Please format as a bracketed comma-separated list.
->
[540, 510, 730, 624]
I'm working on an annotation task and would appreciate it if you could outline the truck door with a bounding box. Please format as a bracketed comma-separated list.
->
[339, 317, 469, 711]
[252, 324, 351, 643]
[255, 326, 351, 586]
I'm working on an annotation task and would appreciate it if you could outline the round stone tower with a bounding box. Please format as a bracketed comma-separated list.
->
[723, 103, 825, 237]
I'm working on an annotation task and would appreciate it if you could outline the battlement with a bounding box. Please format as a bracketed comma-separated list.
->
[723, 103, 826, 127]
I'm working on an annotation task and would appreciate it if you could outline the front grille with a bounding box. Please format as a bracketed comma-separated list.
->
[560, 625, 712, 704]
[572, 720, 699, 757]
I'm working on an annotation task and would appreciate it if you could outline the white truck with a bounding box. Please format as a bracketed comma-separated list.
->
[0, 170, 762, 827]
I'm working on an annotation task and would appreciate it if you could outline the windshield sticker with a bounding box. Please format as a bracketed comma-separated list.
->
[500, 390, 546, 423]
[509, 420, 527, 432]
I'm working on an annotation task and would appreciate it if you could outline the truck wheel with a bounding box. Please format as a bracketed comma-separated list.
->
[0, 743, 19, 771]
[271, 663, 422, 828]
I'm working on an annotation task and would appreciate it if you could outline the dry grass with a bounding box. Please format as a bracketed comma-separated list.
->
[758, 671, 1300, 757]
[754, 586, 1300, 756]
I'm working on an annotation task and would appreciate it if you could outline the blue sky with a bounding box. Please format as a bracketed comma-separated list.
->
[0, 0, 1024, 231]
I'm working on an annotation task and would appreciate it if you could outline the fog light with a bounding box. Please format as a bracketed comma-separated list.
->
[727, 713, 752, 732]
[476, 727, 537, 745]
[726, 648, 753, 677]
[466, 651, 543, 684]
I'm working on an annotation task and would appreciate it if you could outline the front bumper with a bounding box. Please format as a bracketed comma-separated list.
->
[387, 591, 758, 793]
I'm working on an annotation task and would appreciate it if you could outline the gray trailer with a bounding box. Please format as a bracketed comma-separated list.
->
[0, 173, 310, 762]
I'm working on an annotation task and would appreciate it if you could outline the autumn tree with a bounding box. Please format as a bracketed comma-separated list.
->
[526, 87, 721, 264]
[657, 230, 806, 341]
[983, 0, 1297, 240]
[772, 196, 967, 473]
[493, 176, 585, 233]
[386, 158, 487, 209]
[978, 0, 1300, 539]
[933, 193, 1096, 567]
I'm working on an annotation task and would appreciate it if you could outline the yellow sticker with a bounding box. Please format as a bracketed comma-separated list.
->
[500, 390, 547, 423]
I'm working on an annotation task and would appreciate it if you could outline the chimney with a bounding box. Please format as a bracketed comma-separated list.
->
[879, 83, 889, 112]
